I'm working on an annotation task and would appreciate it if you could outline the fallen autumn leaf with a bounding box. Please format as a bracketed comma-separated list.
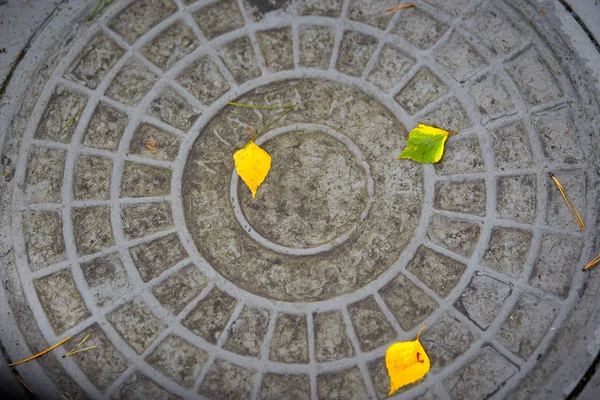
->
[386, 325, 430, 395]
[398, 124, 456, 164]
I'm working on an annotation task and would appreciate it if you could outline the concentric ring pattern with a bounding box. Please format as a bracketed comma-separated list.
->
[2, 0, 598, 399]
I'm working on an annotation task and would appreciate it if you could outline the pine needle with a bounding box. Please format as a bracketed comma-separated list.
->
[15, 374, 34, 394]
[386, 3, 415, 14]
[584, 254, 600, 271]
[8, 336, 71, 367]
[227, 102, 297, 142]
[550, 173, 585, 230]
[63, 335, 96, 358]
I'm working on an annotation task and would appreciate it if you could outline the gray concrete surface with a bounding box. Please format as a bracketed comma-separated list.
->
[1, 1, 599, 399]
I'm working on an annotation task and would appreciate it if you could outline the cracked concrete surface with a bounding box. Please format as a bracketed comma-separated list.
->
[1, 0, 600, 399]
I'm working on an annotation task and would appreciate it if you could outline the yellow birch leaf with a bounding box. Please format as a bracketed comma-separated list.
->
[398, 124, 456, 164]
[386, 325, 430, 396]
[233, 128, 271, 199]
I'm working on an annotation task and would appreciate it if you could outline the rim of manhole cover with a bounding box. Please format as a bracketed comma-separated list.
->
[0, 1, 599, 399]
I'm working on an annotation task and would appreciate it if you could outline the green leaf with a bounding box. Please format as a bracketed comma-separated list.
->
[397, 124, 455, 164]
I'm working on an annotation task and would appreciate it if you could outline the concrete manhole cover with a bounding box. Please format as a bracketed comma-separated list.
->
[0, 0, 599, 399]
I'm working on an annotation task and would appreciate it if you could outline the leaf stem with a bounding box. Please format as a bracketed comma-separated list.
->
[227, 102, 296, 109]
[227, 102, 297, 143]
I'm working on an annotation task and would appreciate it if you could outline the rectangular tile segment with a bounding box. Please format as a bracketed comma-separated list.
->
[367, 44, 416, 92]
[72, 206, 115, 256]
[23, 210, 67, 271]
[34, 269, 90, 335]
[394, 67, 447, 115]
[129, 232, 186, 281]
[533, 105, 583, 164]
[269, 313, 309, 363]
[497, 293, 559, 358]
[121, 161, 172, 198]
[427, 214, 482, 258]
[182, 287, 237, 344]
[257, 28, 294, 72]
[217, 37, 262, 83]
[380, 274, 438, 330]
[146, 335, 208, 388]
[108, 299, 165, 354]
[297, 0, 343, 16]
[406, 246, 466, 298]
[177, 56, 230, 105]
[421, 98, 471, 131]
[393, 7, 447, 50]
[65, 32, 125, 89]
[314, 310, 354, 362]
[73, 155, 113, 201]
[193, 0, 245, 39]
[336, 31, 378, 77]
[141, 21, 199, 71]
[435, 136, 485, 176]
[25, 147, 66, 204]
[224, 306, 270, 358]
[69, 323, 128, 391]
[491, 121, 534, 170]
[445, 346, 518, 399]
[83, 102, 129, 151]
[299, 25, 335, 69]
[497, 175, 537, 224]
[81, 252, 132, 308]
[121, 202, 174, 240]
[434, 179, 486, 216]
[436, 33, 487, 83]
[109, 0, 178, 44]
[118, 371, 178, 400]
[318, 368, 369, 400]
[106, 58, 157, 107]
[529, 234, 583, 298]
[455, 273, 512, 329]
[348, 296, 396, 352]
[259, 373, 311, 400]
[35, 85, 87, 144]
[129, 122, 181, 162]
[199, 359, 255, 399]
[149, 87, 201, 131]
[469, 74, 517, 125]
[368, 357, 391, 399]
[420, 314, 474, 372]
[467, 3, 523, 55]
[483, 227, 532, 278]
[151, 264, 208, 314]
[348, 0, 397, 29]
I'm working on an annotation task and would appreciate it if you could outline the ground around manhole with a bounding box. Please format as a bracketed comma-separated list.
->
[1, 1, 599, 399]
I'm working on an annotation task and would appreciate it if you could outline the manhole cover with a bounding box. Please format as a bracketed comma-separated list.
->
[0, 0, 599, 399]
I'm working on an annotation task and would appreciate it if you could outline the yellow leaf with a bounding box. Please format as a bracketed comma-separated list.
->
[398, 124, 456, 164]
[386, 325, 430, 396]
[233, 128, 271, 199]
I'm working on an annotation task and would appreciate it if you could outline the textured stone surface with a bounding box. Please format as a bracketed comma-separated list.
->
[194, 0, 245, 39]
[406, 246, 467, 297]
[380, 274, 438, 330]
[23, 211, 67, 271]
[455, 273, 513, 329]
[336, 31, 378, 77]
[257, 28, 294, 72]
[529, 234, 584, 298]
[224, 306, 270, 357]
[146, 335, 208, 388]
[314, 310, 354, 362]
[317, 367, 369, 400]
[217, 37, 262, 83]
[497, 175, 537, 224]
[82, 102, 128, 151]
[25, 147, 66, 204]
[368, 357, 392, 399]
[150, 263, 209, 315]
[70, 323, 128, 391]
[445, 346, 518, 399]
[393, 7, 446, 50]
[129, 122, 181, 162]
[259, 373, 311, 400]
[436, 33, 487, 83]
[421, 98, 471, 131]
[497, 293, 559, 358]
[469, 74, 517, 125]
[533, 105, 583, 164]
[109, 0, 178, 44]
[466, 3, 523, 55]
[348, 296, 396, 352]
[141, 21, 199, 71]
[121, 161, 172, 198]
[434, 180, 486, 216]
[129, 232, 186, 282]
[72, 206, 114, 256]
[35, 85, 87, 143]
[269, 314, 309, 363]
[150, 87, 201, 131]
[183, 287, 237, 344]
[427, 214, 482, 258]
[367, 44, 415, 92]
[348, 0, 397, 29]
[121, 202, 174, 239]
[491, 121, 534, 170]
[547, 170, 586, 230]
[199, 360, 255, 400]
[434, 136, 485, 176]
[299, 25, 336, 69]
[81, 252, 132, 308]
[297, 0, 343, 17]
[118, 372, 178, 400]
[394, 68, 447, 115]
[65, 32, 124, 89]
[483, 227, 532, 278]
[34, 269, 90, 335]
[73, 155, 112, 200]
[425, 0, 469, 17]
[108, 299, 165, 354]
[106, 58, 157, 106]
[177, 56, 230, 105]
[421, 314, 475, 372]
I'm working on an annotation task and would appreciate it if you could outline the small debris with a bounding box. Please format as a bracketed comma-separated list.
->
[144, 139, 157, 153]
[584, 253, 600, 271]
[8, 336, 71, 366]
[63, 334, 96, 358]
[386, 3, 415, 15]
[549, 173, 585, 230]
[541, 9, 546, 15]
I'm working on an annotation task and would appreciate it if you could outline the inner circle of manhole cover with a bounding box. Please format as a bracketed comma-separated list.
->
[0, 0, 599, 399]
[182, 79, 422, 301]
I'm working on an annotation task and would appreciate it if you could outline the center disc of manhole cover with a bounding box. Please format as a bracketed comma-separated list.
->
[232, 125, 374, 253]
[182, 78, 424, 301]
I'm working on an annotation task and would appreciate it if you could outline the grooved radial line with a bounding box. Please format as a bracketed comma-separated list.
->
[0, 0, 598, 399]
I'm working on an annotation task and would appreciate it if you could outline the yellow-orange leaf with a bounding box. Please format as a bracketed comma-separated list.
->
[233, 139, 271, 199]
[386, 325, 430, 396]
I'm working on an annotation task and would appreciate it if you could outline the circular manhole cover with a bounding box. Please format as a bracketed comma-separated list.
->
[0, 0, 599, 399]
